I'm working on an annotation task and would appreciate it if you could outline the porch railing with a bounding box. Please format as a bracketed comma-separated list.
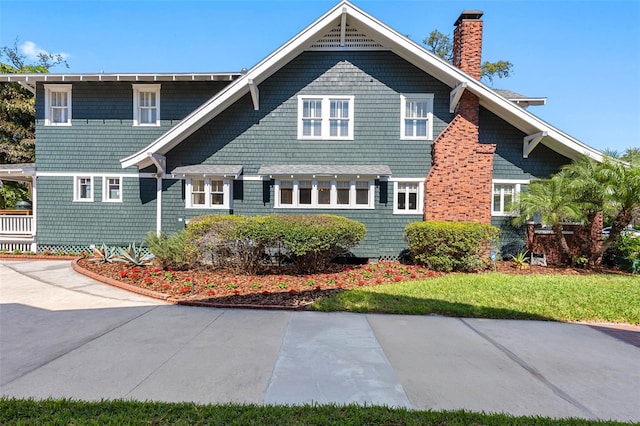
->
[0, 214, 34, 235]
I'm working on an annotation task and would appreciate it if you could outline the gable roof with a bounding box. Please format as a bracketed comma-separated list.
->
[121, 0, 604, 169]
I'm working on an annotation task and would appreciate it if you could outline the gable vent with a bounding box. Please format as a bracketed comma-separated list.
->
[309, 24, 385, 50]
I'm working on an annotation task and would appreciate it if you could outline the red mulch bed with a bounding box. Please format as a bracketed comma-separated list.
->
[74, 257, 625, 309]
[76, 258, 445, 308]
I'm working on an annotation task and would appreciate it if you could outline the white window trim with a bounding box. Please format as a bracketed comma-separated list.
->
[274, 178, 374, 209]
[297, 95, 354, 140]
[44, 84, 72, 126]
[492, 179, 529, 216]
[133, 84, 161, 126]
[73, 176, 94, 202]
[102, 176, 123, 202]
[185, 177, 232, 209]
[400, 93, 434, 140]
[392, 180, 424, 215]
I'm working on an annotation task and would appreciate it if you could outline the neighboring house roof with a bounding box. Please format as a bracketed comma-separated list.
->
[494, 89, 547, 108]
[118, 0, 604, 169]
[257, 165, 392, 177]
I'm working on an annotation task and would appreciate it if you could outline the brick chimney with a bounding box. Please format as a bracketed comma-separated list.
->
[423, 10, 496, 225]
[452, 10, 484, 81]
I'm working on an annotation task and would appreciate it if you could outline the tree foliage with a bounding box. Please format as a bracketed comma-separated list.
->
[423, 29, 513, 85]
[0, 38, 68, 164]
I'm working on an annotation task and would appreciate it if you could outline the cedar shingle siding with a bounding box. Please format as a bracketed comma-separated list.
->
[32, 50, 570, 257]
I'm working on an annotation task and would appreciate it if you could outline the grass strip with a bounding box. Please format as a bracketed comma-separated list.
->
[0, 397, 632, 425]
[311, 273, 640, 324]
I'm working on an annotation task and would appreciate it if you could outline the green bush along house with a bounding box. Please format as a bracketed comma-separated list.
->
[0, 1, 604, 259]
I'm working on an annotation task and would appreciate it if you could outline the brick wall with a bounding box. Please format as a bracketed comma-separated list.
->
[424, 12, 496, 224]
[526, 213, 603, 265]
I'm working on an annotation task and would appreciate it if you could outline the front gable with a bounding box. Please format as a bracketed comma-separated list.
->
[120, 1, 604, 171]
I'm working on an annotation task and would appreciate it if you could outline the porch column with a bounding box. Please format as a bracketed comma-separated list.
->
[156, 176, 162, 237]
[31, 175, 37, 252]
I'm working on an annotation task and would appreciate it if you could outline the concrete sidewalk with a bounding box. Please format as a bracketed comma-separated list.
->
[1, 260, 638, 422]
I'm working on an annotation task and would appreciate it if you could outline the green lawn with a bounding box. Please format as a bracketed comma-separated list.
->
[311, 273, 640, 324]
[0, 398, 630, 425]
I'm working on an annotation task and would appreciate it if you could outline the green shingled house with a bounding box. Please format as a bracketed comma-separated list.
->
[0, 1, 604, 259]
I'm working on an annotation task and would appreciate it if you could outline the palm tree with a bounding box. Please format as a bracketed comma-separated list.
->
[513, 170, 582, 264]
[563, 156, 609, 266]
[595, 155, 640, 256]
[564, 153, 640, 266]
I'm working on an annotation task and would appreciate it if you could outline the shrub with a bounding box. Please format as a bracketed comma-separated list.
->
[145, 231, 188, 269]
[264, 215, 366, 274]
[405, 221, 500, 272]
[183, 214, 366, 274]
[185, 215, 265, 274]
[604, 234, 640, 273]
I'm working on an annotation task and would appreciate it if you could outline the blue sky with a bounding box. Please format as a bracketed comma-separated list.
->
[1, 0, 638, 154]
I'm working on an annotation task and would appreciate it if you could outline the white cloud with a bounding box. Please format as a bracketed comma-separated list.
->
[20, 41, 69, 61]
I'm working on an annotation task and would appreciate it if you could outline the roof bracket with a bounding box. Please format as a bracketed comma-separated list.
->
[248, 79, 259, 110]
[148, 153, 166, 175]
[449, 82, 467, 113]
[523, 131, 548, 158]
[18, 81, 36, 94]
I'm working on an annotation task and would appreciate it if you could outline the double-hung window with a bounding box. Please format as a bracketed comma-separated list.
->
[44, 84, 72, 126]
[298, 96, 354, 140]
[186, 178, 231, 209]
[133, 84, 160, 126]
[393, 180, 424, 214]
[275, 178, 374, 209]
[74, 176, 93, 202]
[102, 177, 122, 202]
[400, 94, 433, 140]
[492, 180, 526, 216]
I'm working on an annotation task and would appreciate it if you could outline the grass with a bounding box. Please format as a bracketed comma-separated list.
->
[311, 273, 640, 324]
[0, 398, 632, 425]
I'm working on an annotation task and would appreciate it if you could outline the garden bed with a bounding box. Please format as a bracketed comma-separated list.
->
[73, 257, 614, 309]
[75, 258, 445, 308]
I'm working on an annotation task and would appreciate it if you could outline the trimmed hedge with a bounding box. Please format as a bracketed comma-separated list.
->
[405, 221, 500, 272]
[184, 214, 366, 274]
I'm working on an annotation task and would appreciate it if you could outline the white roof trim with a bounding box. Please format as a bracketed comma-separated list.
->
[120, 0, 604, 169]
[0, 73, 240, 83]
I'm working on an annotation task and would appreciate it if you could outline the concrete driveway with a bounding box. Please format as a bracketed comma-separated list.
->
[1, 260, 638, 422]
